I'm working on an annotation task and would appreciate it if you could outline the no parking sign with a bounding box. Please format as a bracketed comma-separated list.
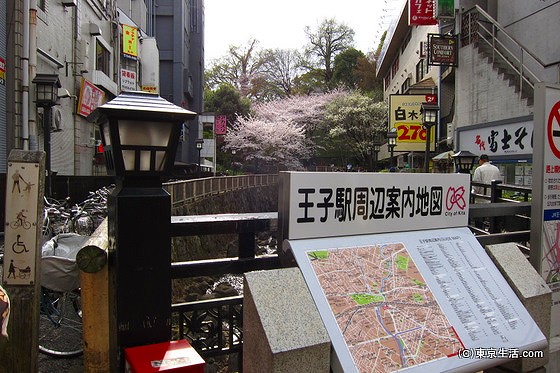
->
[531, 82, 560, 338]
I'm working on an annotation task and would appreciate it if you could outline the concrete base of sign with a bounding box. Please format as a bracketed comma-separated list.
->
[243, 268, 330, 373]
[485, 243, 551, 372]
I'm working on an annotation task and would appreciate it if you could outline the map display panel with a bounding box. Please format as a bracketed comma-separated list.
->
[308, 243, 462, 372]
[290, 227, 547, 373]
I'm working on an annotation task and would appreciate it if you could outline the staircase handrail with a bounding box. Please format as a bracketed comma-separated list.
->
[468, 5, 558, 69]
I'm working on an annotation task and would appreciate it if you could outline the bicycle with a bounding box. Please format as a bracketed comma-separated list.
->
[39, 233, 89, 358]
[38, 186, 112, 358]
[39, 286, 83, 358]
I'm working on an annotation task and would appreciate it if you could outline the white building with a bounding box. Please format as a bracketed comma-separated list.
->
[377, 0, 560, 182]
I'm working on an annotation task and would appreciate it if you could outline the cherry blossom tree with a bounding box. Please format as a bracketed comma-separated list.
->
[224, 90, 349, 171]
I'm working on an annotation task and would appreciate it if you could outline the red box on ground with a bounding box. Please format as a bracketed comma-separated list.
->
[124, 340, 205, 373]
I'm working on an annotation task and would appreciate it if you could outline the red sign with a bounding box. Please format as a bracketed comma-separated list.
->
[409, 0, 437, 25]
[214, 115, 227, 135]
[547, 100, 560, 159]
[77, 79, 105, 117]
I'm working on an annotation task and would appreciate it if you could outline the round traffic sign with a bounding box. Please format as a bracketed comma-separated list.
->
[547, 100, 560, 159]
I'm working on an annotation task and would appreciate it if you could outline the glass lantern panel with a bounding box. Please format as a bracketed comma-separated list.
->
[101, 123, 111, 146]
[118, 120, 173, 147]
[122, 150, 168, 171]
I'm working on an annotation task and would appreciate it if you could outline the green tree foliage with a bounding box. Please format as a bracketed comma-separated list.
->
[204, 83, 251, 120]
[332, 48, 364, 90]
[304, 18, 355, 90]
[324, 93, 388, 167]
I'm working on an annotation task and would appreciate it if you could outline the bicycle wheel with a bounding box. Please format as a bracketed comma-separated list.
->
[39, 287, 83, 358]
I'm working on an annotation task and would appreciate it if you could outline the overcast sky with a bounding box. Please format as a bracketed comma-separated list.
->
[203, 0, 402, 65]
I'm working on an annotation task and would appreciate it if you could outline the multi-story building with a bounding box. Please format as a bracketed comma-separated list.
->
[377, 0, 560, 182]
[2, 0, 204, 179]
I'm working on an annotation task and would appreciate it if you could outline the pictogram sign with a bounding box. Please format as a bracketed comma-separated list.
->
[547, 100, 560, 159]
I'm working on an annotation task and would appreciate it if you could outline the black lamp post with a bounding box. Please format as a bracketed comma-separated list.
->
[452, 150, 477, 174]
[195, 138, 204, 178]
[32, 74, 61, 197]
[421, 102, 439, 173]
[372, 139, 381, 171]
[387, 128, 397, 168]
[87, 91, 196, 367]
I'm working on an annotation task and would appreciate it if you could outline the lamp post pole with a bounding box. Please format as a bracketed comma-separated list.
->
[88, 92, 196, 370]
[387, 129, 397, 169]
[421, 103, 440, 173]
[196, 138, 204, 178]
[32, 74, 61, 197]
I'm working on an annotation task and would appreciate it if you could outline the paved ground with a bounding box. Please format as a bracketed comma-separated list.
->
[39, 353, 83, 372]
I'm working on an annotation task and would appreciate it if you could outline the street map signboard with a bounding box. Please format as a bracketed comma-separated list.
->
[531, 82, 560, 338]
[289, 228, 547, 373]
[279, 171, 470, 241]
[279, 171, 547, 372]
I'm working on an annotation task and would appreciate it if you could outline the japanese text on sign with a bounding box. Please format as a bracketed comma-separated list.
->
[283, 172, 470, 240]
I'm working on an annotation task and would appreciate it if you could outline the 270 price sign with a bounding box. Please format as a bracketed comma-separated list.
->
[396, 123, 432, 143]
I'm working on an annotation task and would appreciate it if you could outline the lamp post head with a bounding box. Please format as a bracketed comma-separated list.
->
[87, 91, 197, 186]
[32, 74, 61, 107]
[452, 150, 478, 174]
[195, 138, 204, 150]
[387, 128, 398, 148]
[421, 102, 440, 127]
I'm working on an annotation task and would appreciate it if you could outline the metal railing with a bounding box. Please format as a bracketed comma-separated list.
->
[164, 174, 278, 209]
[461, 5, 559, 101]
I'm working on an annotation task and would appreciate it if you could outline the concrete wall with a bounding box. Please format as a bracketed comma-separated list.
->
[455, 44, 532, 128]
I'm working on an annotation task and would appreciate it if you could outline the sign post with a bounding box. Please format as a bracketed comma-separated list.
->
[530, 82, 560, 339]
[279, 171, 547, 372]
[0, 150, 45, 372]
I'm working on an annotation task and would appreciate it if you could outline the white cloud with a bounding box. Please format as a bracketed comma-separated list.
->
[204, 0, 402, 64]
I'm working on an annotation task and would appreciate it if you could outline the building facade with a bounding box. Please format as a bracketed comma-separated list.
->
[376, 0, 560, 182]
[3, 0, 204, 179]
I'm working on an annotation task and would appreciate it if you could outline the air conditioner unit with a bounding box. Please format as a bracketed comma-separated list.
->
[61, 0, 77, 7]
[51, 108, 63, 132]
[89, 23, 102, 36]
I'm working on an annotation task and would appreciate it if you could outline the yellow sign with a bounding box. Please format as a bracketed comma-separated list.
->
[389, 94, 437, 151]
[122, 24, 138, 57]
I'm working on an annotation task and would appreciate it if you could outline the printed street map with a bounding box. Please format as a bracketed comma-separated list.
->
[307, 243, 463, 373]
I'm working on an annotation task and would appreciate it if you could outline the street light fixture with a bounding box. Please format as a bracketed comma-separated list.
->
[452, 150, 478, 174]
[387, 128, 398, 169]
[87, 91, 196, 357]
[372, 137, 381, 171]
[32, 74, 61, 197]
[421, 102, 439, 173]
[195, 138, 204, 178]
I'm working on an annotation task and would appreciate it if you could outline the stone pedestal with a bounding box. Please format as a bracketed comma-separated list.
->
[485, 243, 551, 372]
[243, 268, 330, 373]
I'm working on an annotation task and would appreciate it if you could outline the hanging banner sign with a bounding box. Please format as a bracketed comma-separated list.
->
[409, 0, 438, 26]
[214, 115, 227, 135]
[0, 57, 5, 85]
[428, 34, 459, 66]
[77, 79, 105, 117]
[122, 24, 138, 58]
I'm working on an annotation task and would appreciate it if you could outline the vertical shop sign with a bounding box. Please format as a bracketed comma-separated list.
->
[214, 115, 227, 135]
[409, 0, 438, 26]
[0, 57, 5, 85]
[122, 24, 138, 58]
[531, 82, 560, 338]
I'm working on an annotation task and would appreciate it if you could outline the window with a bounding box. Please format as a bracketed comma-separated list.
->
[401, 32, 411, 55]
[401, 78, 410, 93]
[416, 60, 425, 81]
[384, 74, 391, 90]
[96, 39, 111, 76]
[37, 0, 46, 11]
[391, 56, 399, 79]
